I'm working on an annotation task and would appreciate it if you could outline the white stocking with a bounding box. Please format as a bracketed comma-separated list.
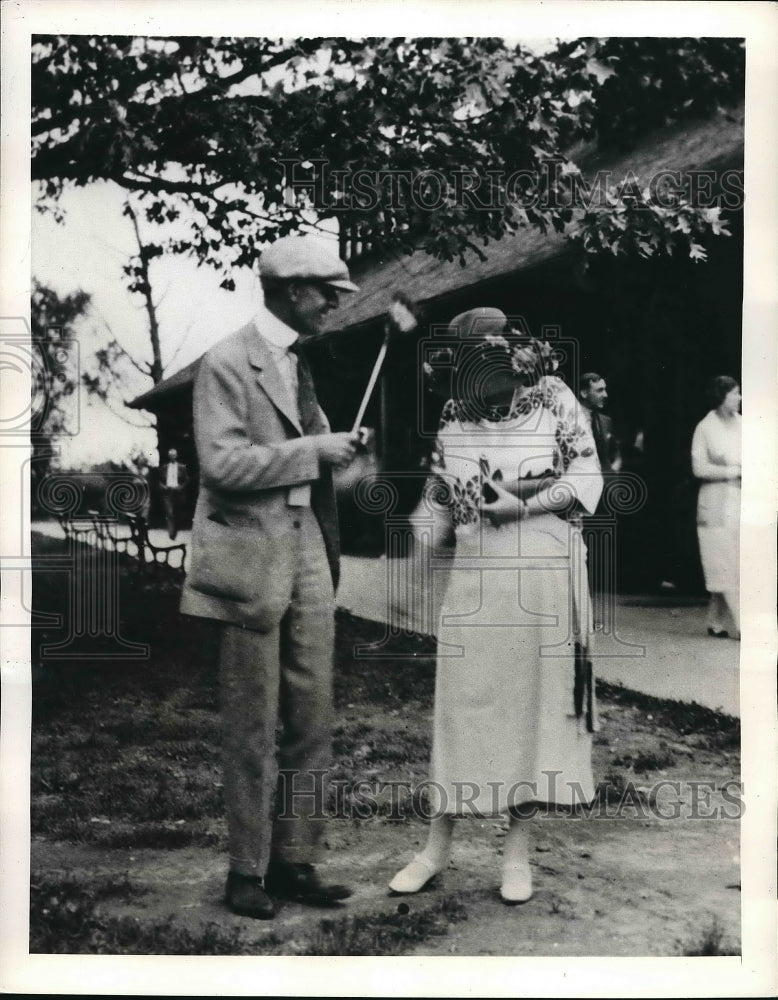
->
[417, 813, 454, 869]
[503, 815, 530, 869]
[500, 814, 533, 903]
[722, 590, 740, 635]
[706, 593, 726, 631]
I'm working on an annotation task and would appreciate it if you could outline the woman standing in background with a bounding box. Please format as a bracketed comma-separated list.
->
[691, 375, 742, 639]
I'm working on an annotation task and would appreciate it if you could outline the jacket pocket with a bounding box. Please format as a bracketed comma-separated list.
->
[188, 518, 255, 602]
[188, 516, 293, 615]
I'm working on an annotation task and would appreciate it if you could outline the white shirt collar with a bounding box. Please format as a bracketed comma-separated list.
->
[253, 302, 299, 351]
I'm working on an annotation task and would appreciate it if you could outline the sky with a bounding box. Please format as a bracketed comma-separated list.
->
[33, 182, 268, 467]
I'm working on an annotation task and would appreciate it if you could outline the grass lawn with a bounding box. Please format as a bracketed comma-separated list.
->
[29, 532, 741, 956]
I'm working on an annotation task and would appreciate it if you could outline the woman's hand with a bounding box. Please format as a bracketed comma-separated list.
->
[480, 480, 527, 527]
[502, 473, 556, 500]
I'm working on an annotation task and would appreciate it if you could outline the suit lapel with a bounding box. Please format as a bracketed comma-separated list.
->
[244, 322, 303, 435]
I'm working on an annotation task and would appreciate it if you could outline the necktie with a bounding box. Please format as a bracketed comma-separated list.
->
[286, 340, 316, 509]
[289, 341, 319, 432]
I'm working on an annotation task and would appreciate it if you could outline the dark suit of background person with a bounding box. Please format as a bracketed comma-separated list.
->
[578, 374, 622, 625]
[159, 448, 190, 538]
[180, 235, 362, 920]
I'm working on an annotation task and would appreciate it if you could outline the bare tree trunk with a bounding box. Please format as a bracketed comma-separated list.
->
[126, 202, 164, 386]
[124, 201, 175, 464]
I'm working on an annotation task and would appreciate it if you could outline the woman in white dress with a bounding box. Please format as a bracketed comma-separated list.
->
[691, 376, 742, 639]
[390, 308, 603, 904]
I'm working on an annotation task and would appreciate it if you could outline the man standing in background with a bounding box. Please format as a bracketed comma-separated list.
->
[181, 235, 362, 920]
[159, 447, 190, 539]
[578, 374, 622, 479]
[578, 373, 622, 626]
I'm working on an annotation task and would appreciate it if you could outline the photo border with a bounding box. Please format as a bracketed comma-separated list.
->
[2, 2, 776, 996]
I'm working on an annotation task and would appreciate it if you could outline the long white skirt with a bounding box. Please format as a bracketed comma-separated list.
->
[428, 514, 596, 816]
[697, 480, 740, 593]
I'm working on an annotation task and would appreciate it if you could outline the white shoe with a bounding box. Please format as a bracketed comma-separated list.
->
[501, 861, 533, 904]
[389, 854, 443, 894]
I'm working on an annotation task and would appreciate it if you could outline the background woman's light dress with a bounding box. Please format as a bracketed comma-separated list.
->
[692, 410, 741, 594]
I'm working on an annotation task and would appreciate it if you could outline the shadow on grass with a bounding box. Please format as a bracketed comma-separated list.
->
[30, 871, 470, 956]
[30, 873, 260, 955]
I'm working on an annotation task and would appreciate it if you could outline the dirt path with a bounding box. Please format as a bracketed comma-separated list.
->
[32, 813, 739, 957]
[32, 766, 740, 957]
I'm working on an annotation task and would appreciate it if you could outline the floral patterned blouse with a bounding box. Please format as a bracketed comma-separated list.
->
[430, 375, 603, 532]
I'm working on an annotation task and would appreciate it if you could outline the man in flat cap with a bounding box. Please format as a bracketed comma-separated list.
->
[181, 235, 361, 919]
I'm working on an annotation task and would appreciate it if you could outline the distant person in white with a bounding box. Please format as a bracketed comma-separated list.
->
[691, 376, 741, 639]
[159, 447, 189, 539]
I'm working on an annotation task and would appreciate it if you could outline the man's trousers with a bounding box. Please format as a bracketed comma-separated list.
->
[161, 489, 187, 539]
[219, 508, 335, 877]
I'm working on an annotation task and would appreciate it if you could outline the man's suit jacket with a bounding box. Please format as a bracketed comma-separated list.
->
[180, 320, 339, 632]
[587, 410, 621, 518]
[159, 461, 189, 492]
[590, 411, 621, 476]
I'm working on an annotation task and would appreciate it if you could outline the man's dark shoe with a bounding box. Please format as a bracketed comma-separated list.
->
[264, 861, 352, 906]
[225, 871, 275, 919]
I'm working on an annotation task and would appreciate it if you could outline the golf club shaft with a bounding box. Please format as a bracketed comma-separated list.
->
[351, 327, 389, 433]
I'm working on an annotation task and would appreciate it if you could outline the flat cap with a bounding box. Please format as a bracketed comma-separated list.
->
[259, 235, 359, 292]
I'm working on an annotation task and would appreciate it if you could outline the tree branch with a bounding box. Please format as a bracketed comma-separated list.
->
[163, 318, 194, 372]
[32, 43, 298, 138]
[95, 312, 152, 379]
[119, 171, 222, 196]
[96, 392, 155, 429]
